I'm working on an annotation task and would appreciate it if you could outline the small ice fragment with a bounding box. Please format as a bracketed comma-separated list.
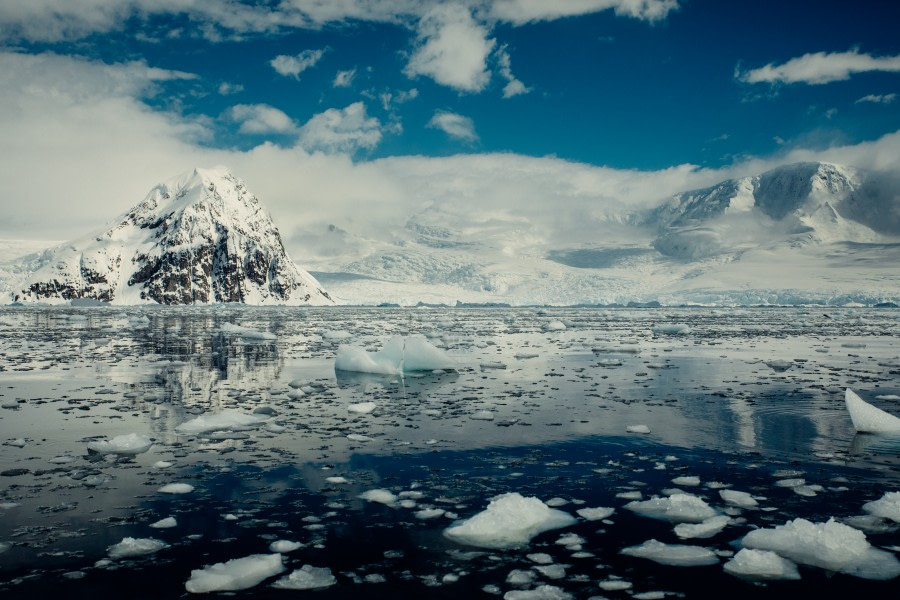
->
[652, 324, 690, 335]
[470, 410, 494, 421]
[108, 537, 168, 559]
[6, 438, 26, 448]
[862, 491, 900, 523]
[321, 330, 352, 340]
[674, 515, 730, 539]
[186, 554, 285, 593]
[359, 489, 397, 505]
[153, 461, 173, 469]
[527, 553, 554, 564]
[545, 497, 568, 507]
[150, 517, 178, 529]
[159, 483, 194, 494]
[598, 579, 632, 591]
[415, 508, 445, 519]
[443, 493, 576, 549]
[671, 476, 700, 487]
[544, 320, 566, 331]
[479, 361, 507, 370]
[723, 548, 801, 581]
[503, 585, 572, 599]
[720, 490, 758, 509]
[534, 564, 566, 579]
[365, 573, 386, 583]
[347, 433, 372, 442]
[48, 456, 75, 464]
[625, 494, 717, 523]
[620, 539, 719, 566]
[176, 410, 268, 435]
[87, 433, 153, 455]
[269, 540, 302, 553]
[765, 360, 793, 372]
[845, 389, 900, 433]
[348, 402, 377, 414]
[626, 424, 651, 434]
[506, 569, 536, 585]
[576, 507, 614, 521]
[335, 335, 456, 375]
[220, 323, 276, 340]
[775, 478, 805, 488]
[876, 395, 900, 401]
[326, 476, 349, 484]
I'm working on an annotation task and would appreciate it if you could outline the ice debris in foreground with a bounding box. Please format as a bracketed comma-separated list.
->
[620, 539, 718, 566]
[272, 565, 336, 590]
[87, 433, 153, 455]
[175, 409, 269, 435]
[862, 491, 900, 523]
[335, 335, 456, 375]
[108, 537, 168, 559]
[845, 388, 900, 433]
[625, 493, 718, 523]
[741, 517, 900, 580]
[443, 492, 576, 549]
[185, 553, 285, 593]
[723, 549, 801, 581]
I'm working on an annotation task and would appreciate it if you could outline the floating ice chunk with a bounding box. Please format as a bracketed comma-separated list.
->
[674, 515, 730, 539]
[576, 507, 614, 521]
[845, 389, 900, 433]
[470, 410, 495, 421]
[359, 489, 397, 505]
[620, 539, 718, 566]
[176, 410, 269, 435]
[876, 394, 900, 401]
[626, 424, 651, 434]
[186, 553, 285, 593]
[220, 323, 276, 340]
[527, 553, 553, 564]
[545, 497, 568, 507]
[862, 491, 900, 523]
[544, 320, 567, 331]
[415, 508, 446, 519]
[321, 330, 352, 340]
[150, 517, 177, 529]
[765, 360, 793, 372]
[108, 537, 168, 559]
[598, 579, 632, 590]
[741, 517, 900, 580]
[347, 433, 372, 442]
[514, 353, 539, 359]
[48, 455, 75, 464]
[335, 335, 456, 375]
[652, 324, 690, 335]
[5, 438, 26, 448]
[348, 402, 377, 414]
[534, 564, 566, 579]
[775, 478, 805, 488]
[87, 433, 153, 455]
[153, 461, 173, 469]
[503, 585, 572, 600]
[443, 492, 577, 549]
[480, 361, 508, 370]
[720, 490, 758, 509]
[625, 494, 717, 524]
[723, 548, 801, 581]
[326, 476, 349, 484]
[506, 569, 535, 585]
[159, 483, 194, 494]
[672, 476, 700, 487]
[269, 540, 302, 553]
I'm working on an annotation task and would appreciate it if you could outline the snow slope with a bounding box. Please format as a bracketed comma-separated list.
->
[7, 167, 332, 305]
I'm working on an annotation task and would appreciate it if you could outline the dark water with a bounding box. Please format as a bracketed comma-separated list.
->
[0, 306, 898, 599]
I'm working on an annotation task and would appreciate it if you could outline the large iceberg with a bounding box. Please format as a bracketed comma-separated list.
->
[443, 493, 576, 549]
[335, 335, 457, 375]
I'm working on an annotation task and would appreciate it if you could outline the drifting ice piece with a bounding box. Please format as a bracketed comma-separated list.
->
[845, 389, 900, 433]
[185, 553, 285, 593]
[335, 335, 456, 375]
[87, 433, 153, 455]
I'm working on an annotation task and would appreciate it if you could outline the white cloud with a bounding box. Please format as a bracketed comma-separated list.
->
[227, 104, 298, 135]
[405, 4, 495, 93]
[218, 81, 244, 95]
[739, 49, 900, 85]
[496, 44, 530, 98]
[296, 102, 383, 153]
[333, 68, 356, 87]
[488, 0, 680, 24]
[856, 93, 897, 104]
[427, 111, 478, 142]
[270, 49, 325, 79]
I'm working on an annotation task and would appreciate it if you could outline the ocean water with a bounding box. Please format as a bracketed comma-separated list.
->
[0, 306, 898, 598]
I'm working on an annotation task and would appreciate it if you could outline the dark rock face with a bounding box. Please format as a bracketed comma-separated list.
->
[16, 168, 333, 305]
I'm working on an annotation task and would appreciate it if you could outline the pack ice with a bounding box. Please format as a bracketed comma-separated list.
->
[443, 493, 576, 549]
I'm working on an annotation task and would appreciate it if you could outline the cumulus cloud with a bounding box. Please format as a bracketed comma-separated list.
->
[856, 93, 897, 104]
[427, 111, 478, 142]
[333, 68, 356, 87]
[217, 81, 244, 95]
[226, 104, 298, 135]
[488, 0, 680, 24]
[739, 49, 900, 85]
[270, 49, 325, 79]
[296, 102, 383, 153]
[405, 4, 495, 93]
[495, 44, 530, 98]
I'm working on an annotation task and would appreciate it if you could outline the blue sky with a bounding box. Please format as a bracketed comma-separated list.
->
[2, 0, 900, 239]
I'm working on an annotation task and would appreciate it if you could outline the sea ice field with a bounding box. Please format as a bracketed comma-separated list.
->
[1, 306, 899, 599]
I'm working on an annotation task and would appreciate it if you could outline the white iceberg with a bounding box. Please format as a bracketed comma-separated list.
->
[175, 410, 269, 435]
[269, 540, 303, 553]
[625, 493, 718, 523]
[159, 483, 194, 494]
[443, 492, 576, 549]
[862, 491, 900, 523]
[620, 539, 719, 566]
[108, 537, 168, 559]
[335, 335, 456, 375]
[359, 489, 398, 505]
[87, 433, 153, 455]
[348, 402, 377, 414]
[719, 489, 758, 509]
[845, 388, 900, 433]
[576, 506, 614, 521]
[741, 517, 900, 580]
[723, 548, 801, 581]
[674, 515, 730, 539]
[272, 564, 336, 590]
[185, 553, 285, 593]
[150, 517, 178, 529]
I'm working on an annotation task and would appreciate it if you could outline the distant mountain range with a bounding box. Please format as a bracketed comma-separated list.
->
[6, 167, 333, 305]
[2, 162, 897, 306]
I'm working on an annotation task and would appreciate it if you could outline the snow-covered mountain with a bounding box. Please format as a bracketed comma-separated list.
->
[9, 167, 333, 305]
[298, 162, 899, 306]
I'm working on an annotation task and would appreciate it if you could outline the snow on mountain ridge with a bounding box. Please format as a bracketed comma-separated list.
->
[11, 167, 333, 306]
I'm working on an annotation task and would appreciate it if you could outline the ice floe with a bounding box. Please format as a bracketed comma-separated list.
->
[272, 565, 336, 590]
[620, 539, 719, 566]
[576, 506, 614, 521]
[348, 401, 377, 414]
[862, 491, 900, 523]
[335, 335, 456, 375]
[719, 489, 758, 509]
[185, 553, 285, 593]
[625, 493, 717, 523]
[107, 537, 168, 559]
[504, 584, 572, 599]
[673, 515, 730, 539]
[741, 517, 900, 580]
[150, 517, 177, 529]
[159, 483, 194, 494]
[723, 548, 801, 581]
[845, 388, 900, 433]
[626, 424, 651, 434]
[359, 489, 398, 505]
[87, 433, 153, 455]
[443, 493, 576, 549]
[175, 409, 269, 435]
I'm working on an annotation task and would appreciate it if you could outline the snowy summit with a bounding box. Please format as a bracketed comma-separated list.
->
[11, 167, 332, 306]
